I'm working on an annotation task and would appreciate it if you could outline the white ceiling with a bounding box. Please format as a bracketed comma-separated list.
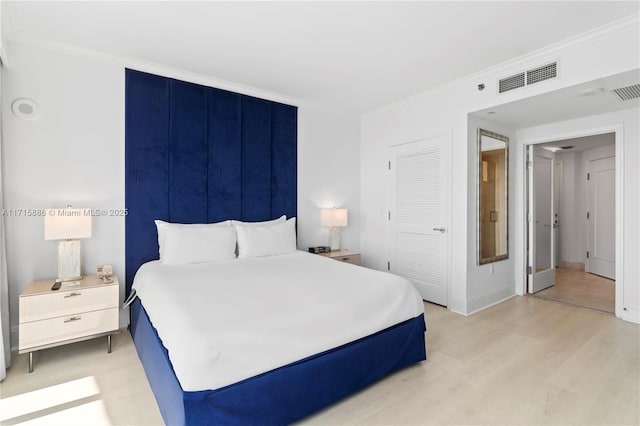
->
[4, 1, 639, 113]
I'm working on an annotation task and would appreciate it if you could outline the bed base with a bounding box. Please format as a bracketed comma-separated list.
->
[131, 299, 426, 425]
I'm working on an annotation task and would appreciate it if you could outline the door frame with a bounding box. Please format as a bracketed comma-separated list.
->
[516, 124, 624, 317]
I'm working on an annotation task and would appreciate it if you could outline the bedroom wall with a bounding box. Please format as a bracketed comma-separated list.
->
[297, 106, 360, 252]
[2, 42, 125, 345]
[360, 17, 639, 315]
[1, 41, 361, 348]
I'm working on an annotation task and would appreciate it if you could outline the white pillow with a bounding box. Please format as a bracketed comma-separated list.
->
[231, 215, 286, 227]
[155, 219, 232, 260]
[161, 225, 237, 265]
[235, 217, 297, 258]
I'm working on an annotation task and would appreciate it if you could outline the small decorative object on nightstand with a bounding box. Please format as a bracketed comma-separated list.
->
[318, 250, 361, 266]
[18, 275, 119, 373]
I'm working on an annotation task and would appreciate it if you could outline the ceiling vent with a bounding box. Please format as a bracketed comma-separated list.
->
[611, 84, 640, 101]
[526, 62, 557, 86]
[498, 61, 558, 94]
[499, 73, 525, 93]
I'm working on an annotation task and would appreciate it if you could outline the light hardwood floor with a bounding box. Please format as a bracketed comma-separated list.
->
[533, 268, 615, 314]
[1, 296, 638, 425]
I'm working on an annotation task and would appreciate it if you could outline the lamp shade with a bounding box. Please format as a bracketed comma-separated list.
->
[45, 208, 92, 240]
[321, 208, 348, 227]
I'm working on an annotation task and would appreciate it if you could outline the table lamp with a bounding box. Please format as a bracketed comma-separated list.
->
[45, 207, 92, 281]
[321, 208, 348, 251]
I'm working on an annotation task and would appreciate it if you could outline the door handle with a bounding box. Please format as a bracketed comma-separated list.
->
[433, 227, 446, 233]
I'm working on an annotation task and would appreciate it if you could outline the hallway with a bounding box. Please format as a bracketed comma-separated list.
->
[533, 268, 615, 314]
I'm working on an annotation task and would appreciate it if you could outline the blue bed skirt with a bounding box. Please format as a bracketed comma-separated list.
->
[131, 299, 426, 425]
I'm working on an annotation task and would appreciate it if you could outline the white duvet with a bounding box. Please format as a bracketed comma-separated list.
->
[132, 251, 425, 392]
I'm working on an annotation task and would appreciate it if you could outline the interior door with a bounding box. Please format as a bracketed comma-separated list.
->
[388, 135, 450, 305]
[587, 156, 615, 279]
[528, 145, 556, 293]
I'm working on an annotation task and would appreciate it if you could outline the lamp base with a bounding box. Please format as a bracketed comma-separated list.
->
[329, 227, 341, 251]
[58, 240, 82, 281]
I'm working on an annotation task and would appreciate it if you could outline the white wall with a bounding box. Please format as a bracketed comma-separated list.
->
[1, 41, 361, 347]
[516, 108, 639, 322]
[297, 106, 360, 252]
[2, 42, 126, 344]
[555, 151, 582, 264]
[361, 17, 639, 315]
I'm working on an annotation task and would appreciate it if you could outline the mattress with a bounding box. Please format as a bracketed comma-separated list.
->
[132, 250, 425, 392]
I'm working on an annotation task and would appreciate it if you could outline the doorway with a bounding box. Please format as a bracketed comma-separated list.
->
[526, 133, 616, 313]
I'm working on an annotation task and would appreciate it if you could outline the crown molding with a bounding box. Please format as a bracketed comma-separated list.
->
[8, 34, 306, 109]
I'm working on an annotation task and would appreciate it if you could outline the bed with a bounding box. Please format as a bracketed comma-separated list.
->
[125, 68, 426, 425]
[130, 249, 426, 425]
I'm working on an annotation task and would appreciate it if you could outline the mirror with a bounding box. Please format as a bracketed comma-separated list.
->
[478, 129, 509, 264]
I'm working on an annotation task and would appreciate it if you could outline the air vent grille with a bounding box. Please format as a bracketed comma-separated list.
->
[498, 61, 558, 94]
[611, 84, 640, 101]
[527, 62, 557, 85]
[499, 73, 525, 93]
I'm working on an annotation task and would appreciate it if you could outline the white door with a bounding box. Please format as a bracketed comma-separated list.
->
[587, 156, 615, 279]
[388, 135, 450, 305]
[528, 145, 556, 293]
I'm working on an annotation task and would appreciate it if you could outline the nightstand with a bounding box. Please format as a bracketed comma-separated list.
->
[318, 250, 361, 266]
[19, 275, 119, 372]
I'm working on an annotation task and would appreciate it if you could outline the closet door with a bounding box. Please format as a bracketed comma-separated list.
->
[388, 135, 450, 306]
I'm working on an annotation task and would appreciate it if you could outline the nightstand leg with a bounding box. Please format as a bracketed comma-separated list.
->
[28, 352, 33, 373]
[107, 335, 112, 353]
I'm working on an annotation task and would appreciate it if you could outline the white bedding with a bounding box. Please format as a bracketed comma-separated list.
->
[132, 251, 425, 392]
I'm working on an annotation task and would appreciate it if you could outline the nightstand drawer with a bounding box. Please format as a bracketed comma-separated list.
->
[19, 307, 118, 350]
[318, 250, 362, 266]
[19, 285, 118, 322]
[335, 254, 361, 265]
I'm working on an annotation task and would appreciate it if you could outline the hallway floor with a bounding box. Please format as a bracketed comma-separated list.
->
[533, 268, 615, 314]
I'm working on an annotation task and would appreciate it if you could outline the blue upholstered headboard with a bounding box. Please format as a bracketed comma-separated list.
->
[125, 69, 297, 295]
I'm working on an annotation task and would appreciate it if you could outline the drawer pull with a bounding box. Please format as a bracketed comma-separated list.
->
[64, 292, 82, 298]
[64, 316, 82, 323]
[341, 257, 350, 261]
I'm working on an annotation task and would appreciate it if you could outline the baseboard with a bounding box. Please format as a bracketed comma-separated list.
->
[447, 297, 468, 316]
[619, 308, 639, 324]
[466, 286, 516, 315]
[562, 261, 585, 271]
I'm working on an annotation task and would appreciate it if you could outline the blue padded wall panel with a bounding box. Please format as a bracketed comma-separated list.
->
[125, 70, 170, 290]
[125, 69, 297, 294]
[169, 80, 208, 223]
[241, 97, 272, 221]
[207, 89, 242, 222]
[271, 103, 298, 219]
